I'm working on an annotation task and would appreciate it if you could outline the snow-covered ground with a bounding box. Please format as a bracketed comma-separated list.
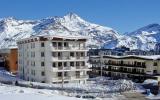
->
[1, 68, 160, 100]
[0, 83, 83, 100]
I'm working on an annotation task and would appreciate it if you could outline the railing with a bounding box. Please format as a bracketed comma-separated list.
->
[104, 63, 146, 68]
[58, 67, 71, 70]
[53, 56, 86, 60]
[76, 66, 88, 69]
[76, 75, 88, 78]
[57, 76, 71, 80]
[93, 67, 145, 75]
[52, 46, 87, 50]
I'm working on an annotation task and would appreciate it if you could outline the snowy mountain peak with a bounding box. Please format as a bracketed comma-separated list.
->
[64, 12, 81, 20]
[0, 13, 160, 50]
[0, 13, 120, 49]
[130, 23, 160, 36]
[123, 23, 160, 50]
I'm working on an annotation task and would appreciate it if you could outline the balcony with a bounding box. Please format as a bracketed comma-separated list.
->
[110, 68, 145, 75]
[104, 63, 146, 68]
[58, 67, 71, 70]
[57, 76, 71, 80]
[52, 46, 87, 51]
[76, 66, 88, 69]
[52, 56, 86, 61]
[93, 67, 145, 75]
[76, 75, 88, 79]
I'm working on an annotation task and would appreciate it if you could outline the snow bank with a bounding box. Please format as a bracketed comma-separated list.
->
[143, 79, 158, 85]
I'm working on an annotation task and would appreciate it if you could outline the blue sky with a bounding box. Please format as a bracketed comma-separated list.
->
[0, 0, 160, 33]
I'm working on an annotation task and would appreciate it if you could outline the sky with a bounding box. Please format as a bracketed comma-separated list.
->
[0, 0, 160, 33]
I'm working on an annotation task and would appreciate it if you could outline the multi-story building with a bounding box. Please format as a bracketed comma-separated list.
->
[17, 35, 90, 83]
[90, 55, 160, 82]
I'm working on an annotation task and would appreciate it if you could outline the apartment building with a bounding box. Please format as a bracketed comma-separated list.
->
[17, 35, 90, 83]
[90, 55, 160, 82]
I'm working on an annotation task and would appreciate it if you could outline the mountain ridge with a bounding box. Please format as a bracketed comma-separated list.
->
[0, 13, 159, 50]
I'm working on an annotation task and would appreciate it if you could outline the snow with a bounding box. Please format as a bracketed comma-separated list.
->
[126, 23, 160, 50]
[0, 83, 82, 100]
[143, 79, 158, 85]
[2, 68, 160, 99]
[100, 55, 160, 60]
[146, 94, 160, 100]
[0, 69, 138, 99]
[0, 13, 160, 50]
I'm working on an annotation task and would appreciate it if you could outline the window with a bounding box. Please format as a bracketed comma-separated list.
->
[58, 42, 62, 47]
[58, 62, 62, 67]
[41, 62, 45, 66]
[58, 52, 61, 57]
[41, 52, 45, 57]
[52, 52, 56, 57]
[70, 52, 74, 57]
[33, 43, 35, 48]
[57, 72, 62, 77]
[64, 72, 67, 76]
[154, 62, 157, 66]
[31, 70, 35, 76]
[64, 42, 68, 47]
[64, 62, 67, 67]
[81, 52, 84, 57]
[52, 62, 56, 67]
[52, 42, 57, 47]
[31, 43, 35, 48]
[31, 61, 35, 66]
[81, 61, 85, 66]
[76, 62, 80, 66]
[76, 71, 80, 76]
[31, 52, 35, 57]
[33, 52, 35, 57]
[153, 70, 157, 74]
[41, 71, 45, 76]
[41, 42, 45, 47]
[70, 62, 74, 67]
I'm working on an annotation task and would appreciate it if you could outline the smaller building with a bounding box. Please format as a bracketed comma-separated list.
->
[0, 48, 18, 74]
[90, 55, 160, 82]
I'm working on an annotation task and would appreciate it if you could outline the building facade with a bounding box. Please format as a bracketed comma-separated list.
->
[90, 55, 160, 82]
[17, 35, 90, 83]
[0, 48, 18, 74]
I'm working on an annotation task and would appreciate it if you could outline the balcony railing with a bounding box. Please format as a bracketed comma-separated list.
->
[93, 67, 145, 75]
[76, 66, 88, 69]
[53, 56, 86, 60]
[58, 76, 71, 80]
[52, 46, 87, 50]
[104, 63, 146, 68]
[58, 67, 71, 70]
[76, 75, 88, 78]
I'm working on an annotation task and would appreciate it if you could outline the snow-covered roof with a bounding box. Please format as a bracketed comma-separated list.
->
[42, 35, 89, 40]
[17, 35, 89, 43]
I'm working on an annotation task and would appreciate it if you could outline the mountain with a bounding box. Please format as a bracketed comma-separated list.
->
[0, 13, 160, 50]
[0, 17, 38, 48]
[125, 23, 160, 50]
[0, 13, 121, 49]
